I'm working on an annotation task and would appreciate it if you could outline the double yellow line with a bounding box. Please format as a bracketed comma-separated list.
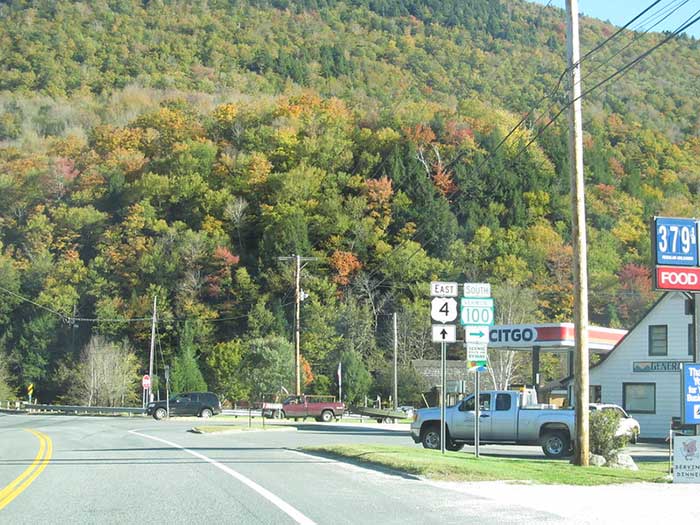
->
[0, 429, 52, 510]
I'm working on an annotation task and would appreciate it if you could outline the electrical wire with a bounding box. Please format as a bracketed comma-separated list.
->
[361, 3, 700, 295]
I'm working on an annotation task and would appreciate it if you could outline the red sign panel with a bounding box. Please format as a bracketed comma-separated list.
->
[142, 374, 151, 389]
[655, 266, 700, 291]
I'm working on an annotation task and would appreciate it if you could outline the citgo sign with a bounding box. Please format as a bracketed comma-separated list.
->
[655, 266, 700, 291]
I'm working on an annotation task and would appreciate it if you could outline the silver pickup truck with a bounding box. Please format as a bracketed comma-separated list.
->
[410, 390, 576, 458]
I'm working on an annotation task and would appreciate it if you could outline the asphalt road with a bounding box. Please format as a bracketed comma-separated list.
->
[0, 414, 568, 524]
[0, 415, 673, 524]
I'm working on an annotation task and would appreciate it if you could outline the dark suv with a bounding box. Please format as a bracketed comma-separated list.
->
[147, 392, 222, 420]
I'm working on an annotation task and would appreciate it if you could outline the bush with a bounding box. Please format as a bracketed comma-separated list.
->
[589, 409, 628, 460]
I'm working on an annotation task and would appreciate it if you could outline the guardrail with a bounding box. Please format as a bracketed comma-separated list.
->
[27, 404, 146, 415]
[222, 408, 262, 417]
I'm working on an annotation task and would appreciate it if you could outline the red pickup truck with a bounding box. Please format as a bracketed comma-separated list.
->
[281, 395, 345, 422]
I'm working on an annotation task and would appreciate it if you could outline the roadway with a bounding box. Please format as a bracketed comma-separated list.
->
[0, 414, 678, 524]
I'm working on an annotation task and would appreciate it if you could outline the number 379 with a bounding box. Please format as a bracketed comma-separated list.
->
[658, 224, 694, 254]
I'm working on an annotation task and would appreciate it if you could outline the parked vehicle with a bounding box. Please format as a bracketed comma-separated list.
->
[280, 395, 345, 422]
[589, 403, 640, 444]
[351, 405, 407, 423]
[147, 392, 222, 420]
[399, 406, 416, 419]
[410, 389, 576, 458]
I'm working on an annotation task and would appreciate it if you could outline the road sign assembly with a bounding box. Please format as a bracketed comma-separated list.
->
[463, 282, 491, 298]
[142, 374, 151, 389]
[460, 297, 494, 326]
[430, 281, 459, 297]
[466, 343, 488, 361]
[432, 324, 456, 343]
[463, 325, 489, 343]
[430, 297, 458, 323]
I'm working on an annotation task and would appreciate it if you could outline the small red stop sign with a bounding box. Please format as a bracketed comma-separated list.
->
[142, 375, 151, 389]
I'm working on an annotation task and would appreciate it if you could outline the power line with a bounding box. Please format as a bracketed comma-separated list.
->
[362, 3, 700, 294]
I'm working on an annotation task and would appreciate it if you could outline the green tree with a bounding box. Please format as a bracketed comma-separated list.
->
[171, 322, 208, 393]
[205, 340, 248, 402]
[240, 336, 294, 400]
[0, 352, 15, 400]
[340, 350, 372, 406]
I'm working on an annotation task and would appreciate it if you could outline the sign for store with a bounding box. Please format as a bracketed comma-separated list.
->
[654, 217, 698, 266]
[673, 436, 700, 484]
[655, 266, 700, 291]
[652, 216, 700, 291]
[681, 363, 700, 425]
[633, 360, 688, 373]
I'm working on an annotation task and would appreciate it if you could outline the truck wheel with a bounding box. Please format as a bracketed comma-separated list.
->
[280, 410, 286, 419]
[320, 410, 333, 423]
[446, 440, 464, 452]
[421, 424, 440, 450]
[541, 431, 570, 459]
[382, 417, 395, 424]
[153, 407, 167, 421]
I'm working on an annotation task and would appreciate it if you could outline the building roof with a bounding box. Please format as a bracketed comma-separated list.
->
[559, 292, 673, 385]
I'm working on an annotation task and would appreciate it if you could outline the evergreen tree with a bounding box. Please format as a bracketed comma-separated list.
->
[171, 322, 208, 393]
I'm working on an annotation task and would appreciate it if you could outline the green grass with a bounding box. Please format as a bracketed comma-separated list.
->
[302, 444, 669, 485]
[192, 424, 295, 434]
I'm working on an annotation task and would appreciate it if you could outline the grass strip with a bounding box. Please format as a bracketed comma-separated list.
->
[192, 424, 295, 434]
[302, 444, 669, 485]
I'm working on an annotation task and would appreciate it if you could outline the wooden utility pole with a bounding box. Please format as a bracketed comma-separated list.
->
[278, 254, 317, 396]
[148, 295, 157, 402]
[566, 0, 590, 466]
[393, 312, 398, 410]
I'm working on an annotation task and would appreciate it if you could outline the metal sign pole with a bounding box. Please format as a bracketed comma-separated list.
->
[475, 369, 480, 458]
[165, 365, 170, 419]
[440, 341, 446, 455]
[694, 293, 700, 437]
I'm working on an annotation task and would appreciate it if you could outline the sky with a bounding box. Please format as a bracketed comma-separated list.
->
[526, 1, 700, 39]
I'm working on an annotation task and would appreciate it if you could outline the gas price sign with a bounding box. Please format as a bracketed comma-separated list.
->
[654, 217, 698, 267]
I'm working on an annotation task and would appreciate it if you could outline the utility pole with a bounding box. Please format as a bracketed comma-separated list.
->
[148, 295, 157, 402]
[566, 0, 590, 466]
[393, 312, 398, 410]
[278, 254, 317, 396]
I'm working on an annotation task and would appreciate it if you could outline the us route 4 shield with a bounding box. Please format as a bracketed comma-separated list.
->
[430, 297, 458, 323]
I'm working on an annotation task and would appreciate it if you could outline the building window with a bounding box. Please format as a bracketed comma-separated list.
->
[648, 325, 667, 356]
[623, 383, 655, 414]
[689, 324, 695, 357]
[590, 385, 601, 403]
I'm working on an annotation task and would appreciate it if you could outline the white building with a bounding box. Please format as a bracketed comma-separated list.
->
[567, 292, 694, 439]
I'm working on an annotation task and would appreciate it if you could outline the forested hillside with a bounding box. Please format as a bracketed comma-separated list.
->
[1, 0, 698, 403]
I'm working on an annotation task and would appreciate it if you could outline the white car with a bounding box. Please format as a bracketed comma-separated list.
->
[398, 406, 415, 419]
[589, 403, 640, 444]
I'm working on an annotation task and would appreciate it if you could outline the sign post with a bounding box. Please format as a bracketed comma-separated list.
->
[652, 217, 700, 439]
[27, 383, 33, 404]
[474, 369, 480, 458]
[461, 283, 493, 459]
[164, 366, 170, 419]
[430, 282, 458, 456]
[440, 341, 446, 455]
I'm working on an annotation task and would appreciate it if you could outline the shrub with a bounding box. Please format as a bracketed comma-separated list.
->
[589, 409, 628, 460]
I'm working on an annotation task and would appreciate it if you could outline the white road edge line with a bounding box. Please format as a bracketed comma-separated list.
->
[128, 429, 316, 525]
